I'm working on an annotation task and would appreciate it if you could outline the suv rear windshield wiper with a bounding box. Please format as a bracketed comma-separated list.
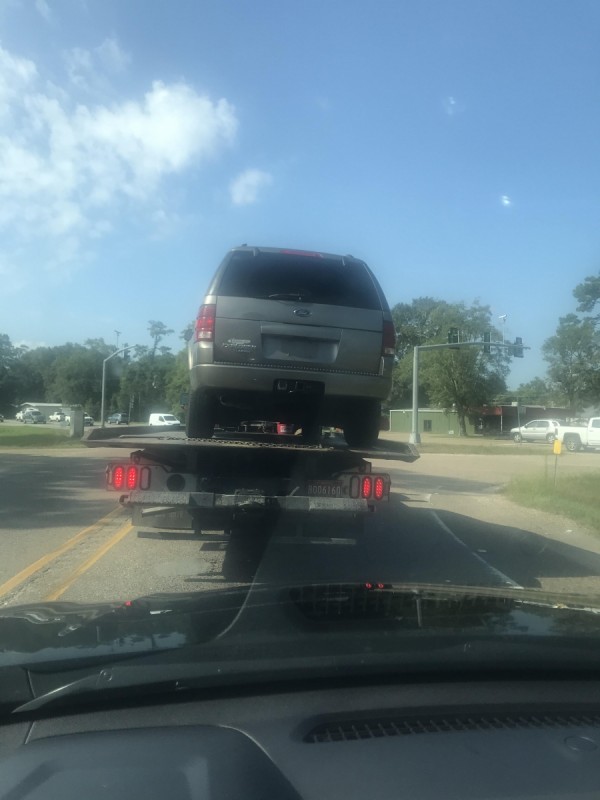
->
[267, 293, 313, 302]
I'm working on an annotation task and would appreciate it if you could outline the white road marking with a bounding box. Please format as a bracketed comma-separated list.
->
[430, 510, 523, 589]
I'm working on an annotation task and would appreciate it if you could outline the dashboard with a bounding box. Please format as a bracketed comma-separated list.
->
[2, 679, 600, 798]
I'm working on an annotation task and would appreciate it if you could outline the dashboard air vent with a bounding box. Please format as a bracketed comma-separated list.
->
[305, 711, 600, 743]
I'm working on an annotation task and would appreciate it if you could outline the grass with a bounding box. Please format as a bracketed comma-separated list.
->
[396, 436, 550, 456]
[504, 471, 600, 532]
[0, 425, 85, 447]
[416, 442, 538, 455]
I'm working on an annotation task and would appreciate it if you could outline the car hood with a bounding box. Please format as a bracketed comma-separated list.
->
[5, 582, 600, 715]
[2, 582, 600, 668]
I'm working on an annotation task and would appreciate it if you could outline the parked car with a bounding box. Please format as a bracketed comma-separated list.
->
[23, 410, 46, 424]
[557, 417, 600, 451]
[510, 419, 564, 444]
[149, 413, 181, 426]
[48, 411, 66, 422]
[186, 245, 396, 446]
[16, 409, 37, 421]
[107, 412, 129, 425]
[62, 413, 94, 426]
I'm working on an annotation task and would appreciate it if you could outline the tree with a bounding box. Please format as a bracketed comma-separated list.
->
[0, 333, 22, 413]
[46, 345, 106, 416]
[180, 321, 194, 343]
[512, 377, 557, 406]
[391, 298, 511, 436]
[148, 320, 174, 358]
[118, 351, 177, 421]
[165, 350, 190, 417]
[574, 272, 600, 320]
[542, 313, 599, 411]
[391, 297, 451, 360]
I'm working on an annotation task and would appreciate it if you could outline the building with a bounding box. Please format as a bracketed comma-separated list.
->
[17, 402, 66, 418]
[389, 408, 477, 436]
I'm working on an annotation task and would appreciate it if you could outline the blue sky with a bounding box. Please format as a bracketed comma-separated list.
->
[0, 0, 598, 387]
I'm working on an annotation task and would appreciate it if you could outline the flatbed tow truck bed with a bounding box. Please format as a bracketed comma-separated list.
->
[87, 428, 418, 532]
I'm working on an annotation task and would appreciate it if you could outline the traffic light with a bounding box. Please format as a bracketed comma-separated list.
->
[513, 336, 524, 358]
[483, 331, 491, 354]
[447, 328, 459, 345]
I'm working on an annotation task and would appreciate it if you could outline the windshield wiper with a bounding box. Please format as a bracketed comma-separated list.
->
[267, 293, 312, 302]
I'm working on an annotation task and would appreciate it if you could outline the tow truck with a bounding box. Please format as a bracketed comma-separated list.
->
[87, 427, 419, 539]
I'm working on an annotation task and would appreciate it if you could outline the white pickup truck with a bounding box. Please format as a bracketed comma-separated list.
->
[557, 418, 600, 452]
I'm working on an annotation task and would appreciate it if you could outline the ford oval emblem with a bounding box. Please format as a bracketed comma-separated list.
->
[294, 308, 311, 317]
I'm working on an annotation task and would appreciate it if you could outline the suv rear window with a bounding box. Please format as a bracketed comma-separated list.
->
[217, 251, 382, 310]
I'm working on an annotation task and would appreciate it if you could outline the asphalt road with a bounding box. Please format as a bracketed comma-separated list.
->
[1, 447, 600, 609]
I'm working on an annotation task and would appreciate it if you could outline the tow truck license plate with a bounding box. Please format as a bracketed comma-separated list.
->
[307, 481, 343, 498]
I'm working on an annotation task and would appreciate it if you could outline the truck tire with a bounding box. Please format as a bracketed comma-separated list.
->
[565, 435, 581, 453]
[546, 433, 556, 443]
[343, 400, 381, 449]
[186, 389, 215, 439]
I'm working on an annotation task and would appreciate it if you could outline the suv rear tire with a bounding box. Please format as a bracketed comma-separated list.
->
[186, 389, 216, 439]
[343, 400, 381, 449]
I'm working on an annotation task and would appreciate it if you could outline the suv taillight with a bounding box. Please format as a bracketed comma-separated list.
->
[382, 320, 396, 356]
[194, 304, 216, 342]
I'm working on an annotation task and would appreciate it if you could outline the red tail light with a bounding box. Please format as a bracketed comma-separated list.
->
[112, 465, 125, 490]
[109, 464, 151, 491]
[349, 473, 390, 501]
[382, 320, 396, 356]
[194, 304, 216, 342]
[126, 466, 138, 490]
[361, 476, 373, 498]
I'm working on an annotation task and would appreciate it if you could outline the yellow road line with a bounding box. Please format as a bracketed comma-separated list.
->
[45, 522, 134, 601]
[0, 507, 124, 599]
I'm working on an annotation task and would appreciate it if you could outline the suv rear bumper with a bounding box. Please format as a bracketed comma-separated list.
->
[189, 362, 392, 401]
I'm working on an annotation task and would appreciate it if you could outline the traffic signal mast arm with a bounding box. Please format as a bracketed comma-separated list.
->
[416, 341, 527, 352]
[409, 337, 529, 444]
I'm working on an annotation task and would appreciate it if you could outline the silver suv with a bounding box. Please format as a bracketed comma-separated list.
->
[510, 419, 564, 443]
[187, 246, 396, 446]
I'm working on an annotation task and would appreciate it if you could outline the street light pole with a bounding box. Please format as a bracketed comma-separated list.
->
[101, 344, 136, 427]
[409, 345, 420, 444]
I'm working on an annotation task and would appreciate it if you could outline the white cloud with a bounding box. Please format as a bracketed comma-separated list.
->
[0, 42, 238, 279]
[63, 38, 131, 92]
[0, 47, 37, 114]
[443, 95, 464, 116]
[0, 255, 28, 294]
[35, 0, 52, 22]
[96, 37, 131, 73]
[230, 168, 273, 206]
[63, 46, 94, 90]
[500, 194, 512, 207]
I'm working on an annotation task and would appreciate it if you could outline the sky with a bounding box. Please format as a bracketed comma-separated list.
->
[0, 0, 598, 387]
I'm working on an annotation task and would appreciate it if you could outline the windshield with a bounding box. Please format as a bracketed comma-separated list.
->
[1, 0, 600, 704]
